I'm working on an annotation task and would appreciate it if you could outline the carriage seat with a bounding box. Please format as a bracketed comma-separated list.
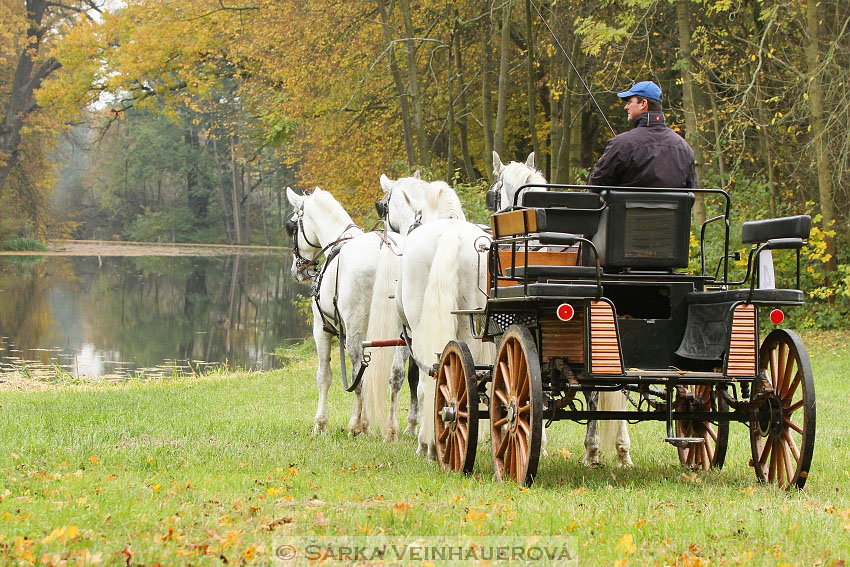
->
[504, 265, 598, 280]
[742, 215, 811, 243]
[492, 282, 599, 298]
[687, 288, 804, 306]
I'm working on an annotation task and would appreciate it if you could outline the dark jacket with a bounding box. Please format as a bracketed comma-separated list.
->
[588, 112, 697, 189]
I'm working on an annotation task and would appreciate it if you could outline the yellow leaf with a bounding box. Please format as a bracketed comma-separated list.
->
[616, 533, 637, 554]
[559, 448, 572, 460]
[90, 455, 100, 465]
[152, 483, 162, 493]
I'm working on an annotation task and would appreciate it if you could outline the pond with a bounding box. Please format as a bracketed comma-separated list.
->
[0, 247, 310, 381]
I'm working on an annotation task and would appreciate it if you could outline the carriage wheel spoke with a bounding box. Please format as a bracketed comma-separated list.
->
[700, 441, 711, 471]
[457, 387, 467, 407]
[494, 387, 509, 407]
[703, 431, 715, 463]
[457, 410, 469, 419]
[505, 344, 514, 384]
[705, 423, 718, 442]
[779, 349, 795, 398]
[758, 438, 772, 467]
[786, 399, 804, 414]
[775, 438, 786, 487]
[768, 437, 778, 483]
[518, 417, 530, 438]
[457, 422, 468, 444]
[769, 347, 779, 386]
[784, 371, 802, 403]
[439, 424, 450, 443]
[499, 361, 512, 393]
[493, 415, 509, 429]
[438, 384, 451, 403]
[776, 343, 787, 393]
[785, 418, 804, 435]
[782, 439, 795, 486]
[495, 430, 510, 459]
[517, 434, 529, 477]
[783, 428, 801, 462]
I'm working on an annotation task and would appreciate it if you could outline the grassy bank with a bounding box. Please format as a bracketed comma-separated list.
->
[0, 334, 848, 566]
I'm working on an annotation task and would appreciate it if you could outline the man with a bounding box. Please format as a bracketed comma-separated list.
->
[588, 81, 696, 189]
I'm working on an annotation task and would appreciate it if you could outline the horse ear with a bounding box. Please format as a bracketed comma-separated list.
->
[492, 151, 504, 175]
[525, 152, 535, 169]
[413, 169, 421, 180]
[286, 187, 304, 207]
[380, 174, 393, 193]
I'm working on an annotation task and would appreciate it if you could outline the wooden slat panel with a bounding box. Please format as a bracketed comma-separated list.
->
[589, 301, 623, 375]
[540, 315, 585, 363]
[488, 249, 578, 289]
[727, 303, 757, 377]
[491, 209, 538, 237]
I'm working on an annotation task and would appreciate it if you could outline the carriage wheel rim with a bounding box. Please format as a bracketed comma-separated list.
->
[750, 329, 815, 490]
[490, 325, 542, 486]
[675, 384, 729, 471]
[435, 341, 478, 474]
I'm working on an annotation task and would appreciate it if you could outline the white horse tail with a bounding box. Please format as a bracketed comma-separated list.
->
[362, 242, 403, 439]
[414, 232, 461, 450]
[598, 390, 627, 455]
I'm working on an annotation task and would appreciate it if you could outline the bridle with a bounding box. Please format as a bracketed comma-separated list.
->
[285, 207, 323, 277]
[285, 205, 360, 278]
[485, 177, 503, 212]
[375, 188, 422, 234]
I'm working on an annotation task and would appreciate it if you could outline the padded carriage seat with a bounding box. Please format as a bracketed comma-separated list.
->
[521, 191, 602, 210]
[504, 265, 599, 279]
[687, 288, 804, 305]
[493, 282, 599, 298]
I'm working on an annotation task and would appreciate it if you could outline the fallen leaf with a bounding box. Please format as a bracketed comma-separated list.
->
[616, 533, 636, 554]
[314, 510, 330, 528]
[90, 455, 100, 465]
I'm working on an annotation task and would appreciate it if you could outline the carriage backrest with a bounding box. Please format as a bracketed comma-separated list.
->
[591, 190, 694, 271]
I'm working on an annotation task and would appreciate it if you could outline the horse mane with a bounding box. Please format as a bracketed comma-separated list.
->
[501, 160, 547, 189]
[308, 187, 356, 228]
[423, 181, 466, 221]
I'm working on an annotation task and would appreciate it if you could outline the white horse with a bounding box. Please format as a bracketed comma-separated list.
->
[364, 174, 468, 439]
[393, 219, 495, 460]
[378, 172, 465, 236]
[285, 187, 406, 439]
[489, 151, 633, 468]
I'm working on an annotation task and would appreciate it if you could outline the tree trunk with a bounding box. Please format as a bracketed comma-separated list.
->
[677, 0, 706, 226]
[230, 140, 242, 245]
[805, 0, 837, 272]
[0, 0, 60, 196]
[400, 0, 428, 167]
[376, 0, 416, 167]
[482, 14, 495, 181]
[453, 18, 476, 180]
[524, 0, 539, 160]
[494, 0, 512, 156]
[212, 137, 233, 242]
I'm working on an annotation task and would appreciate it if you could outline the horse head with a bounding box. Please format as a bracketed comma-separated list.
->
[487, 151, 547, 212]
[379, 174, 428, 236]
[285, 187, 324, 281]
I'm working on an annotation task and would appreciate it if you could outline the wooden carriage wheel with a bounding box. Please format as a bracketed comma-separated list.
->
[434, 341, 479, 474]
[750, 329, 816, 490]
[675, 385, 730, 471]
[490, 325, 543, 486]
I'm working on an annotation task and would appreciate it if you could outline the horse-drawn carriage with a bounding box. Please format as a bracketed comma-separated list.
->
[432, 184, 815, 490]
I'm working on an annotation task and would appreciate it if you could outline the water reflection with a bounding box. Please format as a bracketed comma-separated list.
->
[0, 253, 309, 380]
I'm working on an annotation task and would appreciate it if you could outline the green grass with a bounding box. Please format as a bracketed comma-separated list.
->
[1, 332, 848, 566]
[0, 237, 47, 252]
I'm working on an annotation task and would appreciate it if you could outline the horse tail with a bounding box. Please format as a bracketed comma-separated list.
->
[362, 241, 403, 439]
[414, 232, 461, 449]
[598, 390, 627, 455]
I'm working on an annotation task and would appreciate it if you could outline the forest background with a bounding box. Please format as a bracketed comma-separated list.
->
[1, 0, 849, 326]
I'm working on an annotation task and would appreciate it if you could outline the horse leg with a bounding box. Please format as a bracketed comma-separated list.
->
[312, 316, 334, 436]
[582, 391, 601, 466]
[345, 331, 369, 436]
[404, 351, 419, 436]
[386, 346, 408, 442]
[616, 419, 633, 467]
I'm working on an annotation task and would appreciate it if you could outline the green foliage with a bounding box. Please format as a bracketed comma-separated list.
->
[452, 174, 491, 226]
[124, 207, 197, 242]
[0, 237, 48, 251]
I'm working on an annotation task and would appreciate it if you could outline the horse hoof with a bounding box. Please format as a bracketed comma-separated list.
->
[617, 455, 634, 468]
[403, 423, 418, 436]
[313, 422, 328, 436]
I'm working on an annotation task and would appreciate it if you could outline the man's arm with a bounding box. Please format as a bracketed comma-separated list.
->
[588, 138, 622, 188]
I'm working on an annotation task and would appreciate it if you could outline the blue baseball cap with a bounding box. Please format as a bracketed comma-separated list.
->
[617, 81, 662, 102]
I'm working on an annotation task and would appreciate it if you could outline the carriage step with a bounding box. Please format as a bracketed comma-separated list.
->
[664, 437, 704, 448]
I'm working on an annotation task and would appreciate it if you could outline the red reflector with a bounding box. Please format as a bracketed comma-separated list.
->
[556, 303, 575, 322]
[769, 309, 785, 325]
